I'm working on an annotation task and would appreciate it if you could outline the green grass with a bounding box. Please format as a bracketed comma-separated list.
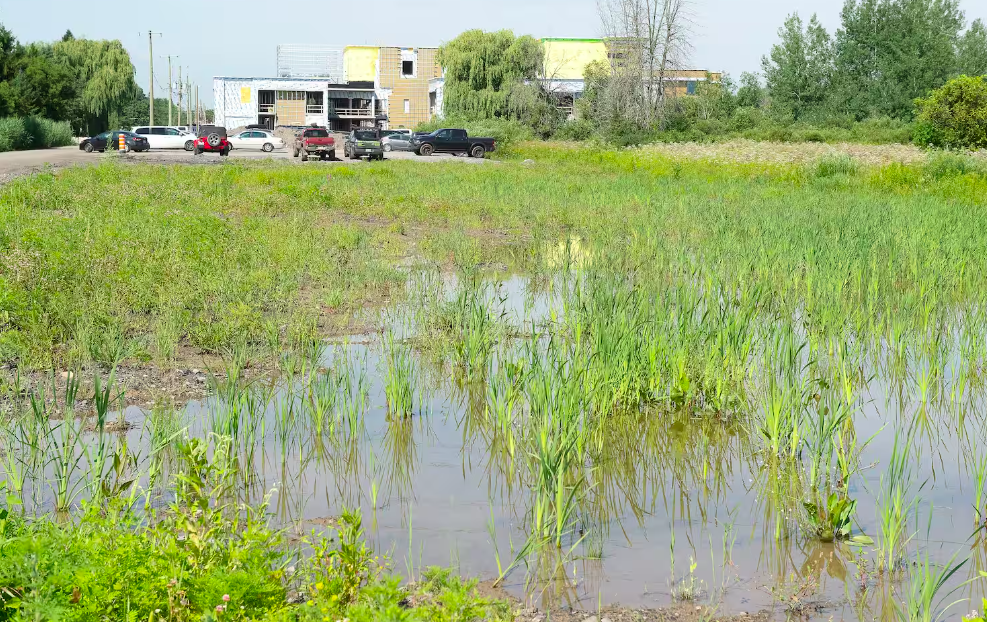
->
[2, 147, 986, 372]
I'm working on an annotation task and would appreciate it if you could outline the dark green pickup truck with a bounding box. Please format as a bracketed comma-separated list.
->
[411, 129, 496, 158]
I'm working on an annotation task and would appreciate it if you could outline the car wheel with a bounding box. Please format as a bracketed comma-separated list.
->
[194, 145, 202, 155]
[301, 151, 309, 162]
[184, 140, 194, 151]
[420, 144, 434, 156]
[329, 150, 336, 161]
[262, 142, 274, 153]
[293, 147, 299, 158]
[471, 145, 486, 159]
[84, 143, 94, 153]
[221, 147, 230, 157]
[384, 143, 392, 152]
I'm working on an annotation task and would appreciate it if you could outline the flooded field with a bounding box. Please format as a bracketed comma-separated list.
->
[3, 150, 987, 620]
[8, 261, 987, 620]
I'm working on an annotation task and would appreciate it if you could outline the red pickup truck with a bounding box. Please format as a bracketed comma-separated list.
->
[293, 127, 336, 161]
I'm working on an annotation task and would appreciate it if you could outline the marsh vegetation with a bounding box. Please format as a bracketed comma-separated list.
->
[2, 145, 987, 620]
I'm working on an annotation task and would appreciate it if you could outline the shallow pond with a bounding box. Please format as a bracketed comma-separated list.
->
[9, 273, 987, 620]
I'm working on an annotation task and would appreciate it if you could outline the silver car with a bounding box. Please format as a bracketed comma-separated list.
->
[382, 134, 415, 152]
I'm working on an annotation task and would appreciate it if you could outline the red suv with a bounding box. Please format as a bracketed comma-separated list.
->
[193, 125, 231, 156]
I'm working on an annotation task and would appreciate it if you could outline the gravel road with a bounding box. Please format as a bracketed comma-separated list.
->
[0, 143, 489, 185]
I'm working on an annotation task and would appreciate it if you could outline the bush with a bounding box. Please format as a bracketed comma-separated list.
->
[914, 75, 987, 149]
[553, 119, 594, 141]
[0, 116, 74, 151]
[730, 106, 765, 131]
[850, 116, 913, 144]
[603, 117, 653, 146]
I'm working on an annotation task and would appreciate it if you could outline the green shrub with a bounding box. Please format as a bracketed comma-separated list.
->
[603, 118, 653, 146]
[765, 126, 794, 142]
[850, 116, 913, 144]
[730, 106, 765, 131]
[816, 154, 859, 177]
[914, 75, 987, 149]
[553, 118, 594, 141]
[0, 116, 74, 151]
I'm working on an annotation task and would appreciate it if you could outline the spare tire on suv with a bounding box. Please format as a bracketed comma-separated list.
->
[197, 125, 228, 150]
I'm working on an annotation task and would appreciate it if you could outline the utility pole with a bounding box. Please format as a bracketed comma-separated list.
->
[187, 78, 192, 127]
[168, 56, 173, 126]
[177, 65, 183, 126]
[145, 31, 162, 126]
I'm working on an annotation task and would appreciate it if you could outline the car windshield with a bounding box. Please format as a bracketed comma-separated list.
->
[354, 131, 377, 141]
[305, 129, 329, 138]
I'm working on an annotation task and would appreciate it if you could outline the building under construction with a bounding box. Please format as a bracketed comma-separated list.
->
[214, 44, 438, 131]
[214, 40, 722, 129]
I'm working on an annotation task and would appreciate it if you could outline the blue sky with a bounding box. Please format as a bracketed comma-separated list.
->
[2, 0, 985, 106]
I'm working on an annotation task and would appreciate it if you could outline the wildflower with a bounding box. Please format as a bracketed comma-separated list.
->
[222, 594, 230, 602]
[216, 604, 225, 613]
[316, 582, 324, 591]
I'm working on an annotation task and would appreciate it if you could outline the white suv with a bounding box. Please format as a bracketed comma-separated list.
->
[132, 126, 196, 151]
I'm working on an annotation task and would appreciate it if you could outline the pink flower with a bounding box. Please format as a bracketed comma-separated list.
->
[216, 604, 225, 613]
[222, 594, 231, 602]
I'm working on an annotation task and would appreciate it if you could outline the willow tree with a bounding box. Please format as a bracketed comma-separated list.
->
[53, 38, 137, 134]
[438, 30, 550, 124]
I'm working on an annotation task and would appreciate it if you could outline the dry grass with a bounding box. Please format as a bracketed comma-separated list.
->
[634, 139, 977, 166]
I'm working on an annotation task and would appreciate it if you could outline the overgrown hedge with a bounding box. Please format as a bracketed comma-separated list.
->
[0, 116, 75, 152]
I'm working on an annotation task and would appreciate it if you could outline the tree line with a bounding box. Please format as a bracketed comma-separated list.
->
[433, 0, 987, 146]
[0, 24, 194, 137]
[762, 0, 987, 122]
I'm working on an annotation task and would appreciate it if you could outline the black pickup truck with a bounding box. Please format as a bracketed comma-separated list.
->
[411, 129, 495, 158]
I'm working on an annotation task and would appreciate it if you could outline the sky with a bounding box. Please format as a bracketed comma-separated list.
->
[1, 0, 985, 106]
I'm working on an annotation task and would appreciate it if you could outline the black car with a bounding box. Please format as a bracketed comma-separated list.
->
[411, 129, 495, 158]
[79, 130, 150, 153]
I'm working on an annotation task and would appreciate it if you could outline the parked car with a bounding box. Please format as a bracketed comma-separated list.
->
[411, 129, 495, 158]
[293, 127, 336, 161]
[382, 133, 415, 152]
[229, 129, 285, 152]
[132, 126, 195, 150]
[343, 129, 384, 161]
[193, 125, 231, 156]
[79, 130, 149, 153]
[381, 129, 413, 138]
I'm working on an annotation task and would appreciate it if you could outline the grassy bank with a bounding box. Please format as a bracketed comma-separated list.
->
[0, 476, 510, 622]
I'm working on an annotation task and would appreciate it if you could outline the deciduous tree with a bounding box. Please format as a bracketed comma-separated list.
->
[762, 14, 833, 120]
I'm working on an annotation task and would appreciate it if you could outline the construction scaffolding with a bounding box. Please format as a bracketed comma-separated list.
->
[276, 45, 344, 80]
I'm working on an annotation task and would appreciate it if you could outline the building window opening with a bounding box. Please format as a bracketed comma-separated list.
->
[403, 99, 410, 114]
[402, 60, 414, 77]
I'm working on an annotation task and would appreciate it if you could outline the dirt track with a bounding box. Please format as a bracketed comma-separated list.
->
[0, 143, 488, 185]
